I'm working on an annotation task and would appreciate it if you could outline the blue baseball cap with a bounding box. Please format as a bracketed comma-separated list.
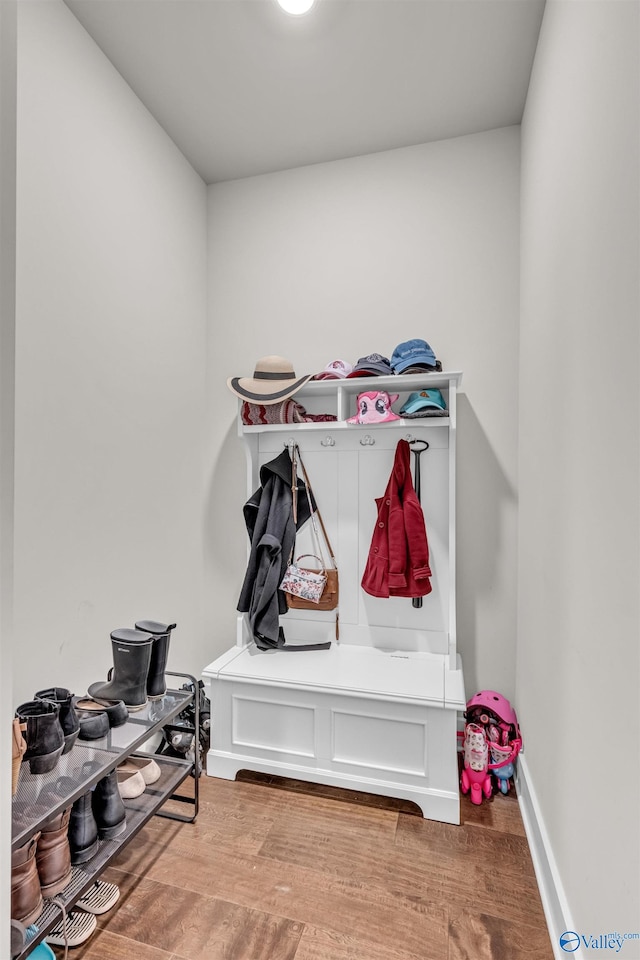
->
[399, 389, 448, 418]
[391, 339, 439, 374]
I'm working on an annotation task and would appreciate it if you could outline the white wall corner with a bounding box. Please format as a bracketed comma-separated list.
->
[0, 3, 17, 959]
[516, 754, 584, 960]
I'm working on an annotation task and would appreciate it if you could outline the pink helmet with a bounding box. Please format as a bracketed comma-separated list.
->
[465, 690, 522, 766]
[466, 690, 518, 728]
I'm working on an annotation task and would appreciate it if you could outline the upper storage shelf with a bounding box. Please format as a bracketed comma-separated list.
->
[238, 370, 463, 432]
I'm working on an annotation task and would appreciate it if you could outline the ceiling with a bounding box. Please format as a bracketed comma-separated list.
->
[64, 0, 546, 184]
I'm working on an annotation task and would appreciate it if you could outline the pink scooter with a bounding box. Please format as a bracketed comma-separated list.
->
[460, 722, 493, 804]
[460, 690, 523, 805]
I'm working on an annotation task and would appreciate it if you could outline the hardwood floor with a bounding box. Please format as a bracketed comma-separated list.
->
[52, 772, 553, 960]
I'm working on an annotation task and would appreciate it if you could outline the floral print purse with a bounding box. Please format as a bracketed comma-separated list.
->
[280, 555, 327, 604]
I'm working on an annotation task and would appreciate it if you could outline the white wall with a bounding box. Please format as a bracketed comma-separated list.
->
[519, 0, 640, 949]
[0, 3, 17, 955]
[11, 2, 639, 952]
[13, 0, 208, 703]
[206, 127, 521, 698]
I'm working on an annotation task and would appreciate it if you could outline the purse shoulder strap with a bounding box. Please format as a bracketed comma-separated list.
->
[304, 487, 327, 569]
[295, 446, 337, 569]
[290, 442, 298, 526]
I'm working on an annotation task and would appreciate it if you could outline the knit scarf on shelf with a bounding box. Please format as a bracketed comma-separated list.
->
[241, 401, 337, 426]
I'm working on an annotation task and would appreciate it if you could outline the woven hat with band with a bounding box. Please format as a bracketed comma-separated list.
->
[227, 356, 312, 405]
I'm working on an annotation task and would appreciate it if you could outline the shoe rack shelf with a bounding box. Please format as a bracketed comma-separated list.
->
[11, 672, 200, 960]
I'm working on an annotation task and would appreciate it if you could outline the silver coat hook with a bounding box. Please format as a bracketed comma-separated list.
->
[359, 435, 376, 446]
[320, 436, 335, 447]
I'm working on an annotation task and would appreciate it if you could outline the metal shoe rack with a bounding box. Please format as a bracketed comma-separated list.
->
[11, 671, 200, 959]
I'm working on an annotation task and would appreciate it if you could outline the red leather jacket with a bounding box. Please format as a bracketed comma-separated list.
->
[361, 439, 432, 598]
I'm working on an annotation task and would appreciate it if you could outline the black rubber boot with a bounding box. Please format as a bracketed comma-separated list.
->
[15, 701, 64, 775]
[68, 788, 99, 864]
[135, 621, 176, 700]
[34, 687, 80, 755]
[92, 770, 126, 840]
[87, 629, 154, 711]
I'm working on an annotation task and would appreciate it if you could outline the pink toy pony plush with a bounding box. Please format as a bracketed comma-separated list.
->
[347, 391, 401, 425]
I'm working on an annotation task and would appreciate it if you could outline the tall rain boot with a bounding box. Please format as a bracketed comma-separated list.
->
[15, 701, 64, 774]
[34, 687, 80, 755]
[135, 620, 176, 700]
[87, 628, 154, 711]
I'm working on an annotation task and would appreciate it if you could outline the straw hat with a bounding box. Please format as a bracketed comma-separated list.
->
[227, 356, 312, 405]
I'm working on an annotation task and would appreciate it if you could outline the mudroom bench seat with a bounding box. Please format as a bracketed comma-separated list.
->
[203, 642, 465, 824]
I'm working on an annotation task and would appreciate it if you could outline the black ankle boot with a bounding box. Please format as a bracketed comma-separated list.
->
[68, 787, 99, 864]
[15, 701, 64, 774]
[34, 687, 80, 755]
[135, 621, 176, 700]
[92, 770, 126, 840]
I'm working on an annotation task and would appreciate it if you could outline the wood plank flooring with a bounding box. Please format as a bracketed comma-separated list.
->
[52, 772, 553, 960]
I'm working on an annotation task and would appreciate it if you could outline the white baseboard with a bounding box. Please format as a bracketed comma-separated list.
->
[516, 753, 583, 960]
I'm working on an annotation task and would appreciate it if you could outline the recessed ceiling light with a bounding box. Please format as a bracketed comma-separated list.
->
[276, 0, 316, 15]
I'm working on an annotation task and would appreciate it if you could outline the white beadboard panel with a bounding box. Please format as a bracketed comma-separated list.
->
[331, 709, 428, 776]
[232, 695, 316, 759]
